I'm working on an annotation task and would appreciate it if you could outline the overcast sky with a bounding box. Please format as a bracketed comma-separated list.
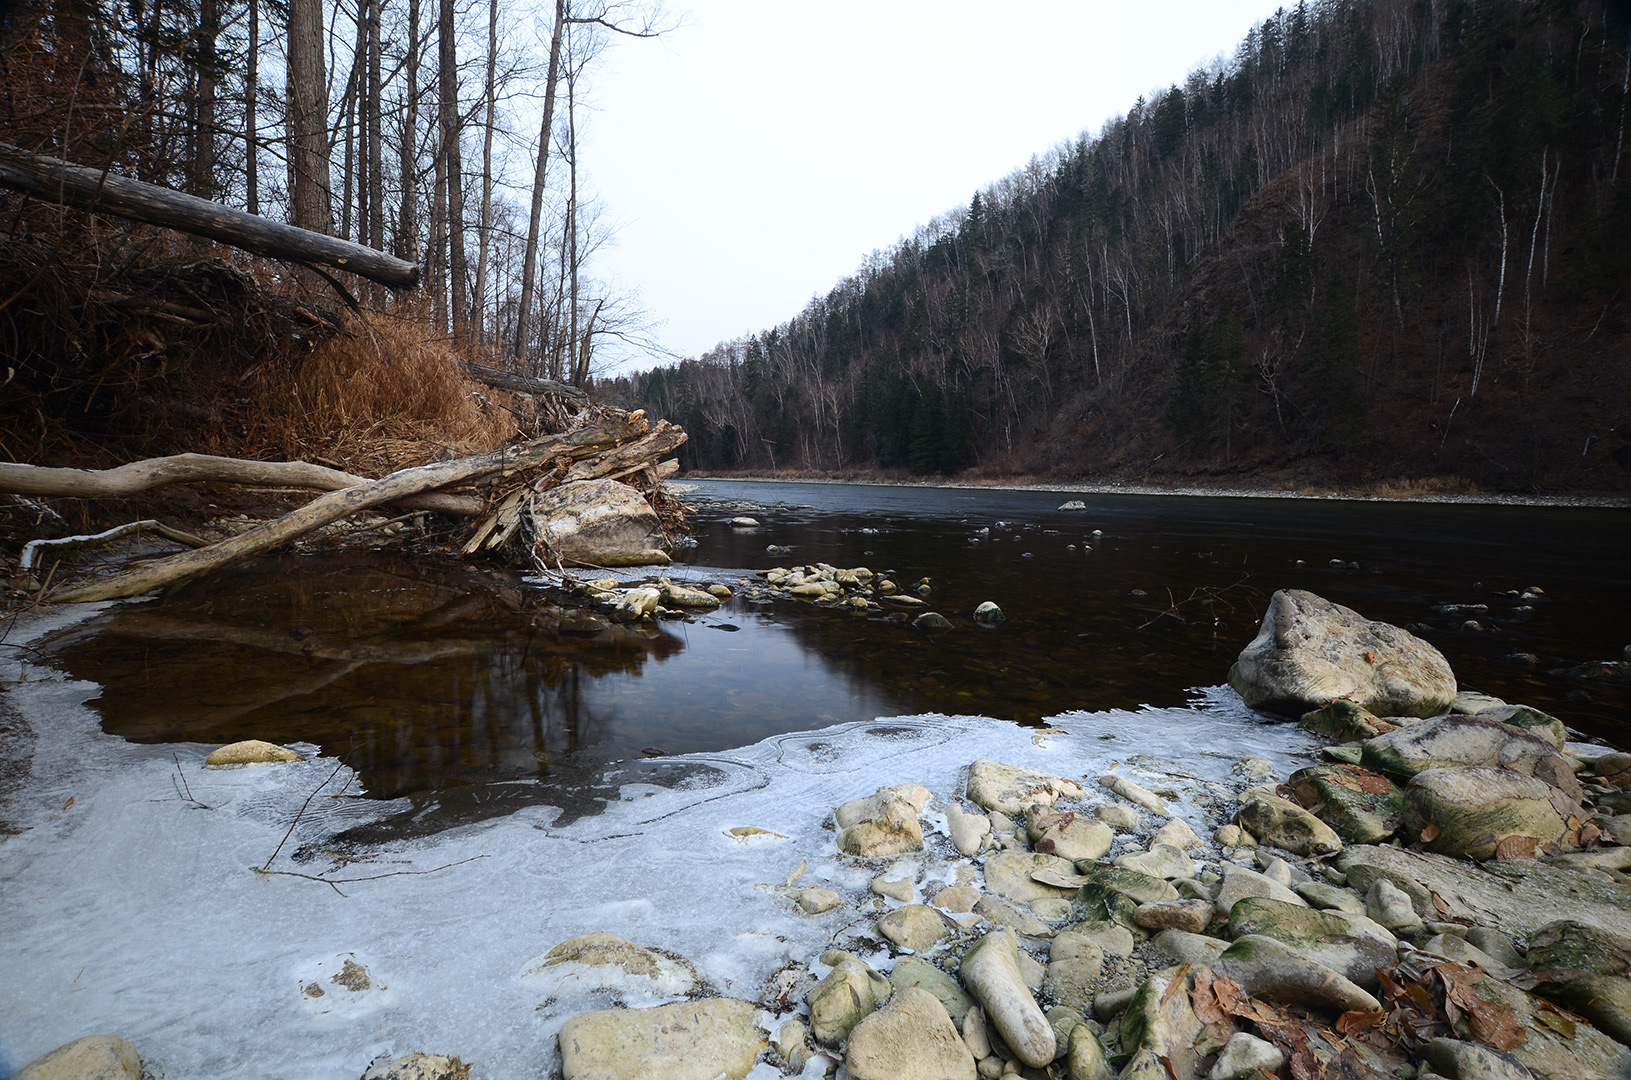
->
[574, 1, 1292, 373]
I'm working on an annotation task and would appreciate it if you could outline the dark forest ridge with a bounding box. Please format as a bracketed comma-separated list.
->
[614, 0, 1631, 496]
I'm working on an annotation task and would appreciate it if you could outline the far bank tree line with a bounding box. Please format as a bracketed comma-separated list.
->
[3, 0, 664, 385]
[614, 0, 1631, 489]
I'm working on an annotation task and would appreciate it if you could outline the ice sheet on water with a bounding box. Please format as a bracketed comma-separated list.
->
[0, 608, 1316, 1080]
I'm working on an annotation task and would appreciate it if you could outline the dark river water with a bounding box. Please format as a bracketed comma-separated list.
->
[41, 481, 1631, 833]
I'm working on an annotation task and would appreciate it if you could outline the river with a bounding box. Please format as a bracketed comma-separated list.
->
[38, 480, 1631, 834]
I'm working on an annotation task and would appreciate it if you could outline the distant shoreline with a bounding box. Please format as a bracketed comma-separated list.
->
[677, 472, 1631, 509]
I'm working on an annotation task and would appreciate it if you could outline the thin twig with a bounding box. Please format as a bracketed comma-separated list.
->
[252, 855, 489, 897]
[170, 752, 212, 809]
[259, 757, 348, 873]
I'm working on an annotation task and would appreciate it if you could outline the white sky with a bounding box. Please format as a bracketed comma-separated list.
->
[575, 1, 1292, 371]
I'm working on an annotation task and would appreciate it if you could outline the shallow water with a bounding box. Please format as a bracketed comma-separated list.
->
[40, 481, 1631, 831]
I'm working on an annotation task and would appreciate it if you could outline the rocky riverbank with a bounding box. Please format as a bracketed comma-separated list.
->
[9, 590, 1631, 1080]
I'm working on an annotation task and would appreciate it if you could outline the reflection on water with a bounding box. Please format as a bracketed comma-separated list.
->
[42, 482, 1631, 834]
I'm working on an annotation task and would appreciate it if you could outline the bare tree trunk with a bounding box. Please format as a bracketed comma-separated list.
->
[472, 0, 500, 339]
[286, 0, 333, 234]
[245, 0, 258, 215]
[396, 0, 421, 260]
[191, 0, 219, 197]
[566, 58, 580, 383]
[367, 0, 384, 251]
[573, 297, 602, 385]
[439, 0, 469, 334]
[512, 0, 565, 361]
[430, 145, 447, 328]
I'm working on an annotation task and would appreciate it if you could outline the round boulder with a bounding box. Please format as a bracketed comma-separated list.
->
[1403, 766, 1566, 860]
[1228, 589, 1456, 718]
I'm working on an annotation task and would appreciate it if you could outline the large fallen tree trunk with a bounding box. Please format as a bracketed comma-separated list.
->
[45, 414, 645, 604]
[0, 142, 420, 288]
[459, 361, 587, 401]
[0, 454, 483, 516]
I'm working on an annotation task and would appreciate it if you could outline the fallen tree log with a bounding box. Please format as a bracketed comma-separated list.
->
[45, 414, 644, 604]
[0, 454, 484, 516]
[0, 141, 420, 288]
[459, 361, 587, 401]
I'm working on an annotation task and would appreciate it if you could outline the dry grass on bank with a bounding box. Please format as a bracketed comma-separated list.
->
[232, 304, 520, 476]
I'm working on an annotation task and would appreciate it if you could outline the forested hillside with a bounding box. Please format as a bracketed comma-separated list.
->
[616, 0, 1631, 493]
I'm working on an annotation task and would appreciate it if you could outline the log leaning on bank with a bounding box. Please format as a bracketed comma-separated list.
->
[0, 142, 420, 288]
[458, 361, 587, 402]
[44, 415, 645, 604]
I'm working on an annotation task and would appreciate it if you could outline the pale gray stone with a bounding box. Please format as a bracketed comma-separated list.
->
[958, 930, 1056, 1067]
[1098, 774, 1170, 815]
[871, 873, 916, 901]
[1097, 803, 1140, 831]
[1150, 817, 1201, 851]
[1213, 864, 1307, 913]
[557, 998, 764, 1080]
[13, 1036, 143, 1080]
[844, 986, 977, 1080]
[966, 760, 1085, 816]
[1210, 1032, 1285, 1080]
[878, 904, 951, 952]
[1114, 844, 1195, 880]
[892, 957, 977, 1021]
[1366, 878, 1424, 935]
[945, 802, 993, 855]
[1147, 929, 1230, 965]
[797, 887, 843, 914]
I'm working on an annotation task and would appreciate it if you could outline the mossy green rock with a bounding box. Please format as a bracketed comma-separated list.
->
[1446, 970, 1631, 1079]
[1225, 897, 1396, 989]
[1361, 715, 1583, 802]
[890, 956, 976, 1021]
[1526, 921, 1631, 981]
[1236, 793, 1343, 855]
[808, 959, 890, 1046]
[1540, 976, 1631, 1046]
[1288, 763, 1405, 844]
[1073, 883, 1144, 934]
[1070, 863, 1178, 904]
[1299, 700, 1397, 742]
[1403, 766, 1565, 860]
[1119, 968, 1203, 1078]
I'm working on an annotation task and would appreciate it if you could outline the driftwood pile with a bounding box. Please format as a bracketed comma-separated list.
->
[2, 406, 689, 605]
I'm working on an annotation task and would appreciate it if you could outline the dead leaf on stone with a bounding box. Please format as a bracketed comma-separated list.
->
[1437, 964, 1526, 1052]
[1431, 892, 1451, 915]
[1336, 1009, 1387, 1038]
[1533, 1001, 1578, 1039]
[1420, 822, 1442, 843]
[1578, 821, 1603, 846]
[1493, 834, 1539, 860]
[61, 796, 74, 811]
[1323, 766, 1396, 796]
[1363, 651, 1378, 664]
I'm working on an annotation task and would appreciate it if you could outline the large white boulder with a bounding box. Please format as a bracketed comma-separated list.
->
[1229, 590, 1456, 718]
[531, 479, 670, 568]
